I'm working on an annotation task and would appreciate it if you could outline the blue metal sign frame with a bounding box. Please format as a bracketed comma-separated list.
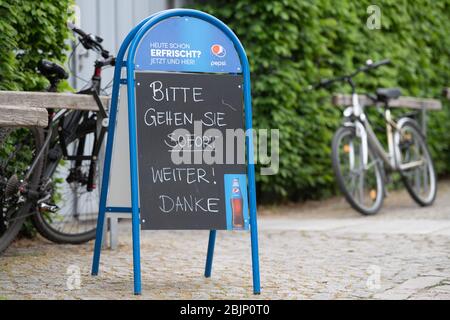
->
[91, 9, 260, 295]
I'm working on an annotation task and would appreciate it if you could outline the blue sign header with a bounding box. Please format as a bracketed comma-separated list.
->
[134, 16, 242, 73]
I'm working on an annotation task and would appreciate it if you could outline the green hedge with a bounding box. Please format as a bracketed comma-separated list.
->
[0, 0, 72, 235]
[192, 0, 450, 202]
[0, 0, 72, 91]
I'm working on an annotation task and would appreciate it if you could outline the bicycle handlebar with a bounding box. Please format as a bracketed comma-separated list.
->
[67, 22, 111, 60]
[67, 22, 87, 38]
[357, 59, 390, 74]
[314, 59, 391, 89]
[368, 59, 390, 69]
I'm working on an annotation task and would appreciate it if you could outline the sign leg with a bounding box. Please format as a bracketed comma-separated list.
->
[91, 46, 124, 275]
[129, 104, 142, 295]
[91, 205, 106, 275]
[204, 230, 216, 277]
[131, 205, 142, 295]
[248, 164, 261, 294]
[250, 218, 261, 294]
[127, 54, 142, 295]
[247, 137, 261, 294]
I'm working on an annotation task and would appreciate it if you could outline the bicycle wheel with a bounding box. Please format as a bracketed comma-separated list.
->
[0, 127, 44, 254]
[332, 126, 384, 215]
[32, 112, 100, 243]
[394, 119, 437, 206]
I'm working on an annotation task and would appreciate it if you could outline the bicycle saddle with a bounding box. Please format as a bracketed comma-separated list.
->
[376, 88, 401, 102]
[38, 59, 69, 81]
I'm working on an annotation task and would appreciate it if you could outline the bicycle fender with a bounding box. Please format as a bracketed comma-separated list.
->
[396, 117, 424, 137]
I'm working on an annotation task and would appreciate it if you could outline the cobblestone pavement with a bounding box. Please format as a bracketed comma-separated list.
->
[1, 181, 450, 300]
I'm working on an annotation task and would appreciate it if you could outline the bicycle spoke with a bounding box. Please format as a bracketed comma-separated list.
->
[40, 125, 100, 238]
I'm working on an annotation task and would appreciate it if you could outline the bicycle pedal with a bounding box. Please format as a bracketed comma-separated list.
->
[39, 202, 59, 213]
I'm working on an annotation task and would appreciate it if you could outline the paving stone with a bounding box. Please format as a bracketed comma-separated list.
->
[373, 276, 444, 299]
[0, 180, 449, 299]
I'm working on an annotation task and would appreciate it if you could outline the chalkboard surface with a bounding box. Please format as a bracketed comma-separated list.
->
[135, 72, 249, 230]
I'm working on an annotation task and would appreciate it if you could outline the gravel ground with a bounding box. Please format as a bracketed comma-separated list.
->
[1, 180, 449, 300]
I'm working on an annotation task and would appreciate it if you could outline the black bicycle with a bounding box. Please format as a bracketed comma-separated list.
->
[0, 23, 114, 253]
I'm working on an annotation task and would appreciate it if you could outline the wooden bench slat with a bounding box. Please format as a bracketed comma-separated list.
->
[0, 91, 110, 111]
[0, 105, 48, 127]
[332, 94, 442, 110]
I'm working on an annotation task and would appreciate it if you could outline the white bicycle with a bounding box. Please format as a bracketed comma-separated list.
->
[317, 59, 436, 215]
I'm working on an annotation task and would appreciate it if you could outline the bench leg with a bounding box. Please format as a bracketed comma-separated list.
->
[109, 216, 119, 250]
[101, 214, 108, 249]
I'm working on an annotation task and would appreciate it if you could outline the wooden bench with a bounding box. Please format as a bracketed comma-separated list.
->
[0, 91, 110, 127]
[0, 90, 114, 248]
[332, 94, 442, 136]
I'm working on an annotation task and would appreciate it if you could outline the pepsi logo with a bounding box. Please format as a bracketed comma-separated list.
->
[211, 44, 226, 58]
[232, 187, 239, 193]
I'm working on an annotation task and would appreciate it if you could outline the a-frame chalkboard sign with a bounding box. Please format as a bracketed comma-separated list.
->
[91, 9, 260, 295]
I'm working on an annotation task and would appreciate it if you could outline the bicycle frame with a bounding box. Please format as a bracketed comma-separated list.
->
[24, 108, 69, 182]
[23, 75, 108, 202]
[343, 93, 424, 172]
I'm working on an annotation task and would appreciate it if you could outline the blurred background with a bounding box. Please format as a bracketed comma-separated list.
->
[1, 0, 450, 300]
[0, 0, 449, 205]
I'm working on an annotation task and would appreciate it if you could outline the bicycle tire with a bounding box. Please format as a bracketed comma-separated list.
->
[332, 126, 385, 215]
[32, 111, 99, 244]
[0, 127, 44, 254]
[394, 119, 437, 206]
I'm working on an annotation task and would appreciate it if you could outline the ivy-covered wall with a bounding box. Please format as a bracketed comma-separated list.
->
[0, 0, 72, 91]
[192, 0, 450, 202]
